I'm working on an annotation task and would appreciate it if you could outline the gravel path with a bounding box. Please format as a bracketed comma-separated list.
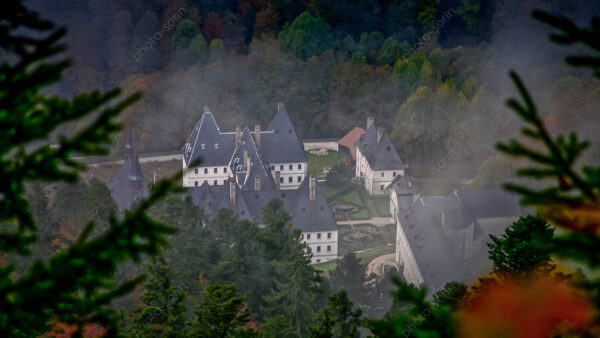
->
[337, 217, 394, 227]
[366, 253, 396, 277]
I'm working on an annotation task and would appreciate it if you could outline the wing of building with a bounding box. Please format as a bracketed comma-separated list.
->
[355, 117, 407, 196]
[182, 103, 307, 190]
[183, 103, 337, 264]
[393, 188, 523, 293]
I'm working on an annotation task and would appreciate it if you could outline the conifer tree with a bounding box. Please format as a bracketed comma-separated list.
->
[262, 230, 323, 337]
[0, 1, 182, 335]
[487, 215, 556, 278]
[128, 256, 187, 337]
[309, 290, 362, 338]
[193, 284, 258, 337]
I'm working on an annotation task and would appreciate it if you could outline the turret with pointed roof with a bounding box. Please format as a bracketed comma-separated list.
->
[110, 128, 148, 211]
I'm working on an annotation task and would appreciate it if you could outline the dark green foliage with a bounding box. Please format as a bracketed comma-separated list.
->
[0, 2, 181, 335]
[533, 10, 600, 77]
[280, 12, 334, 60]
[309, 290, 362, 338]
[192, 284, 258, 337]
[262, 230, 324, 337]
[329, 252, 371, 308]
[487, 216, 556, 278]
[364, 278, 454, 338]
[325, 162, 354, 186]
[128, 256, 187, 337]
[432, 282, 468, 310]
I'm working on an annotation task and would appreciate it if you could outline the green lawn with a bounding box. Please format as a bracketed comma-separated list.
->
[341, 190, 363, 206]
[306, 151, 341, 177]
[349, 209, 369, 220]
[320, 184, 339, 200]
[313, 260, 338, 276]
[373, 197, 391, 216]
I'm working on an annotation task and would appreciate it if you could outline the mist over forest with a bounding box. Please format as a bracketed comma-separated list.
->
[30, 0, 600, 180]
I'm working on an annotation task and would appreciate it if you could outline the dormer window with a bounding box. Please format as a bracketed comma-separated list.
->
[214, 143, 219, 149]
[201, 143, 205, 149]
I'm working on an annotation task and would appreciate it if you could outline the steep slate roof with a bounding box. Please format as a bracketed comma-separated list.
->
[397, 189, 524, 292]
[388, 175, 420, 196]
[261, 103, 307, 164]
[109, 129, 148, 211]
[399, 201, 459, 291]
[182, 103, 334, 234]
[455, 189, 521, 219]
[182, 110, 236, 167]
[288, 179, 338, 233]
[188, 178, 337, 234]
[182, 104, 306, 167]
[355, 125, 404, 170]
[188, 182, 253, 220]
[337, 127, 365, 161]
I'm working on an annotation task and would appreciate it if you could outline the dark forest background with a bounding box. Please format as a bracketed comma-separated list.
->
[31, 0, 600, 181]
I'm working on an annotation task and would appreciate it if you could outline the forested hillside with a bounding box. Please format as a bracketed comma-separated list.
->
[32, 0, 600, 180]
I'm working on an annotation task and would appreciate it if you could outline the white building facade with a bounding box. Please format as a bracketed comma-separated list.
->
[355, 117, 406, 196]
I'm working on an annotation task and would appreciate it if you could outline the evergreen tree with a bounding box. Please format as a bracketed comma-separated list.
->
[0, 2, 181, 335]
[193, 284, 258, 337]
[487, 215, 556, 278]
[364, 278, 455, 338]
[262, 230, 323, 337]
[128, 256, 187, 337]
[329, 252, 372, 309]
[432, 281, 469, 310]
[309, 290, 362, 338]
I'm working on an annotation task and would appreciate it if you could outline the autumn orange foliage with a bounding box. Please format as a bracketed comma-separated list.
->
[458, 276, 595, 338]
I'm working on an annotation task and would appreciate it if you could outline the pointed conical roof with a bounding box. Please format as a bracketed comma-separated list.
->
[110, 130, 147, 211]
[128, 153, 144, 182]
[261, 103, 306, 164]
[124, 127, 134, 157]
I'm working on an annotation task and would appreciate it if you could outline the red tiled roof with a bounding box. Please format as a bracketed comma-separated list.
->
[337, 127, 365, 161]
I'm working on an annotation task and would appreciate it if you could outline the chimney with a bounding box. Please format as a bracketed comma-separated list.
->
[367, 116, 374, 129]
[235, 126, 241, 147]
[275, 171, 281, 190]
[204, 105, 210, 113]
[255, 175, 261, 191]
[278, 102, 285, 112]
[255, 124, 261, 147]
[243, 150, 248, 170]
[309, 176, 316, 201]
[229, 178, 236, 206]
[377, 127, 384, 143]
[442, 210, 446, 227]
